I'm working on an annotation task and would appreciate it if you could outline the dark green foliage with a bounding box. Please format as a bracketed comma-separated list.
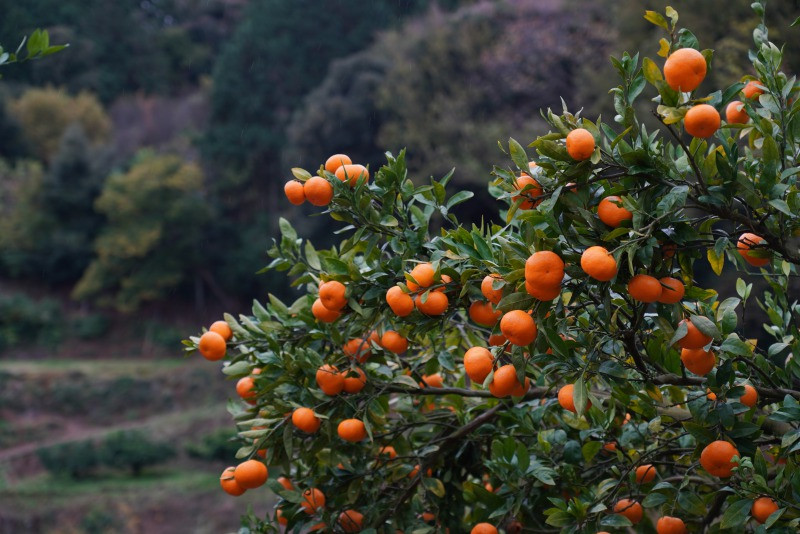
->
[71, 313, 110, 340]
[37, 440, 98, 479]
[185, 428, 241, 462]
[99, 430, 176, 476]
[0, 292, 63, 352]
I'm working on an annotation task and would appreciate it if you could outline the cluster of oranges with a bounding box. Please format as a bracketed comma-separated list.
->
[283, 153, 370, 207]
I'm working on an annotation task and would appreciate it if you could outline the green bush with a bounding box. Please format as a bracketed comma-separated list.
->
[185, 428, 241, 462]
[37, 440, 98, 479]
[71, 313, 110, 340]
[99, 430, 175, 476]
[0, 292, 63, 352]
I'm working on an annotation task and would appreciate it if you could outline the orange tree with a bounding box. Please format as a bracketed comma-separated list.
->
[187, 4, 800, 533]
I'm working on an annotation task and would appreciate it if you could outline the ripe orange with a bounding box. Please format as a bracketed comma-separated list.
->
[635, 464, 656, 484]
[344, 334, 377, 363]
[236, 376, 257, 402]
[597, 196, 632, 228]
[335, 164, 369, 186]
[500, 310, 537, 346]
[725, 100, 749, 124]
[421, 373, 444, 388]
[341, 367, 367, 393]
[469, 300, 502, 326]
[378, 445, 397, 459]
[657, 277, 685, 304]
[312, 298, 341, 323]
[316, 364, 345, 395]
[338, 418, 367, 442]
[292, 407, 321, 434]
[209, 320, 233, 341]
[511, 376, 531, 397]
[319, 280, 347, 311]
[198, 331, 227, 361]
[525, 251, 565, 286]
[680, 348, 715, 376]
[488, 333, 507, 347]
[276, 508, 288, 526]
[628, 274, 663, 303]
[470, 524, 498, 534]
[304, 176, 334, 206]
[512, 174, 543, 209]
[558, 384, 576, 413]
[464, 347, 494, 383]
[739, 384, 758, 407]
[433, 273, 452, 292]
[277, 476, 294, 491]
[233, 459, 268, 489]
[386, 286, 415, 317]
[421, 512, 436, 523]
[489, 364, 520, 397]
[525, 281, 561, 301]
[603, 442, 617, 452]
[339, 509, 364, 532]
[325, 153, 352, 173]
[737, 233, 770, 267]
[676, 319, 712, 349]
[663, 48, 707, 92]
[381, 330, 408, 354]
[656, 516, 687, 534]
[580, 246, 617, 281]
[220, 466, 246, 496]
[684, 104, 720, 138]
[613, 499, 643, 524]
[662, 242, 677, 259]
[415, 291, 449, 315]
[284, 180, 305, 205]
[751, 496, 778, 524]
[743, 80, 765, 99]
[481, 274, 503, 304]
[301, 487, 326, 514]
[407, 263, 435, 291]
[700, 440, 740, 477]
[707, 388, 717, 401]
[566, 128, 595, 161]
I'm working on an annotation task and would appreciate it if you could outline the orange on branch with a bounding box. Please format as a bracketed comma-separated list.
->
[566, 128, 595, 160]
[751, 497, 778, 524]
[627, 274, 662, 303]
[415, 291, 449, 315]
[500, 310, 537, 346]
[198, 331, 227, 361]
[613, 499, 643, 524]
[319, 280, 347, 311]
[304, 176, 334, 206]
[663, 47, 707, 91]
[680, 348, 715, 376]
[676, 318, 712, 349]
[209, 320, 233, 341]
[481, 274, 503, 304]
[597, 196, 632, 228]
[657, 277, 685, 304]
[316, 364, 345, 395]
[312, 298, 341, 323]
[725, 100, 749, 124]
[469, 300, 502, 326]
[386, 286, 415, 317]
[335, 163, 369, 186]
[325, 153, 352, 173]
[284, 180, 305, 205]
[233, 459, 268, 489]
[700, 440, 740, 477]
[580, 246, 617, 282]
[464, 347, 494, 383]
[292, 407, 321, 434]
[737, 233, 770, 267]
[338, 418, 367, 442]
[684, 104, 720, 138]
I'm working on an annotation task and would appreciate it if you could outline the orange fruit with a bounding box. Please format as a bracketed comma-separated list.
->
[339, 509, 364, 532]
[751, 496, 778, 524]
[739, 384, 758, 407]
[627, 274, 662, 303]
[421, 512, 436, 523]
[500, 310, 537, 346]
[656, 516, 688, 534]
[662, 242, 677, 259]
[301, 487, 326, 514]
[277, 476, 294, 491]
[344, 334, 377, 363]
[319, 280, 347, 311]
[597, 196, 633, 228]
[198, 331, 227, 361]
[603, 442, 617, 452]
[566, 128, 595, 161]
[676, 318, 712, 349]
[470, 524, 498, 534]
[292, 407, 321, 434]
[284, 180, 306, 205]
[525, 251, 565, 287]
[635, 464, 656, 484]
[407, 263, 435, 291]
[737, 233, 770, 267]
[335, 164, 369, 186]
[743, 80, 765, 99]
[276, 508, 288, 525]
[220, 466, 246, 496]
[481, 274, 503, 304]
[421, 373, 444, 388]
[304, 176, 334, 206]
[381, 330, 408, 354]
[236, 376, 257, 402]
[341, 367, 367, 393]
[558, 384, 576, 413]
[684, 104, 720, 138]
[325, 153, 352, 173]
[433, 273, 452, 292]
[525, 280, 561, 301]
[580, 246, 617, 281]
[233, 459, 268, 489]
[707, 388, 717, 401]
[312, 298, 341, 323]
[469, 300, 502, 326]
[378, 445, 397, 459]
[386, 286, 415, 317]
[700, 440, 740, 477]
[316, 364, 345, 395]
[725, 100, 749, 124]
[511, 376, 531, 397]
[512, 174, 543, 209]
[464, 347, 494, 383]
[663, 48, 707, 92]
[415, 291, 449, 315]
[657, 277, 685, 304]
[488, 333, 507, 347]
[613, 499, 643, 524]
[489, 364, 520, 398]
[338, 418, 367, 442]
[680, 348, 715, 376]
[209, 320, 233, 341]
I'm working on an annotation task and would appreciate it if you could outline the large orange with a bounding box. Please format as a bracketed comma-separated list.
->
[742, 80, 765, 99]
[386, 286, 415, 316]
[680, 348, 715, 376]
[613, 499, 643, 524]
[301, 487, 326, 514]
[525, 251, 564, 286]
[220, 466, 246, 496]
[699, 440, 739, 477]
[558, 384, 590, 413]
[406, 263, 435, 291]
[198, 331, 227, 361]
[481, 274, 503, 304]
[319, 280, 347, 311]
[470, 524, 498, 534]
[338, 418, 367, 442]
[316, 364, 345, 395]
[737, 233, 770, 267]
[341, 367, 367, 393]
[233, 459, 268, 489]
[312, 298, 341, 323]
[209, 320, 233, 341]
[381, 330, 408, 354]
[469, 300, 502, 326]
[335, 164, 369, 186]
[512, 174, 543, 209]
[725, 100, 749, 124]
[597, 196, 632, 228]
[739, 384, 758, 407]
[663, 48, 707, 91]
[566, 128, 595, 161]
[284, 180, 305, 205]
[292, 407, 321, 434]
[415, 291, 449, 315]
[684, 104, 720, 138]
[339, 509, 365, 532]
[325, 153, 352, 173]
[635, 464, 656, 484]
[627, 274, 662, 303]
[463, 347, 494, 383]
[751, 497, 778, 524]
[488, 364, 519, 398]
[656, 516, 688, 534]
[303, 176, 334, 206]
[500, 310, 537, 346]
[676, 319, 712, 349]
[580, 246, 617, 281]
[657, 277, 685, 304]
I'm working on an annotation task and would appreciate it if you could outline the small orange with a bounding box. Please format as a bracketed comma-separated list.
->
[739, 384, 758, 407]
[680, 348, 715, 376]
[489, 364, 520, 398]
[220, 466, 246, 496]
[707, 388, 717, 401]
[751, 496, 778, 524]
[470, 524, 498, 534]
[488, 333, 507, 347]
[386, 286, 415, 316]
[699, 440, 739, 477]
[421, 512, 436, 523]
[737, 233, 770, 267]
[338, 418, 367, 442]
[663, 48, 707, 92]
[725, 100, 749, 124]
[657, 277, 685, 304]
[316, 364, 345, 395]
[325, 153, 352, 173]
[743, 80, 765, 99]
[277, 476, 294, 491]
[662, 242, 677, 259]
[597, 196, 633, 228]
[339, 509, 364, 532]
[198, 331, 227, 361]
[580, 246, 617, 281]
[656, 516, 687, 534]
[635, 464, 656, 484]
[469, 300, 502, 326]
[344, 335, 377, 363]
[432, 273, 452, 292]
[301, 487, 326, 514]
[512, 174, 543, 209]
[276, 509, 288, 526]
[566, 128, 595, 161]
[284, 180, 305, 205]
[312, 298, 341, 323]
[481, 274, 503, 304]
[319, 280, 347, 311]
[525, 251, 565, 286]
[613, 499, 643, 524]
[463, 347, 494, 383]
[627, 274, 663, 303]
[209, 320, 233, 341]
[525, 281, 561, 301]
[304, 176, 334, 206]
[558, 384, 577, 413]
[335, 164, 369, 186]
[415, 291, 449, 315]
[381, 330, 408, 354]
[684, 104, 720, 138]
[233, 459, 268, 489]
[378, 445, 397, 459]
[407, 263, 435, 291]
[676, 319, 712, 349]
[499, 310, 537, 346]
[341, 367, 367, 393]
[292, 407, 321, 434]
[236, 376, 257, 402]
[421, 373, 444, 388]
[603, 442, 617, 452]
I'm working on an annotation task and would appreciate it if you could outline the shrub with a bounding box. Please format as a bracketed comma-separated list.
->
[37, 440, 98, 479]
[99, 430, 175, 476]
[0, 292, 63, 352]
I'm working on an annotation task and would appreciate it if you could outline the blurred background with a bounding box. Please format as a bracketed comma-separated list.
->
[0, 1, 797, 532]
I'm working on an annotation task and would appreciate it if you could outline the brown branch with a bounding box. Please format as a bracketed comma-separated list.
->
[382, 384, 550, 400]
[651, 373, 800, 401]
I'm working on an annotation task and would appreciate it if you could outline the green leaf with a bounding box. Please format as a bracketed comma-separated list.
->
[422, 477, 446, 498]
[720, 499, 751, 529]
[642, 492, 668, 508]
[581, 441, 603, 463]
[446, 190, 474, 209]
[600, 514, 632, 528]
[769, 199, 795, 217]
[392, 375, 420, 389]
[678, 491, 706, 516]
[573, 376, 588, 415]
[719, 336, 752, 357]
[304, 241, 321, 270]
[496, 292, 534, 313]
[642, 57, 664, 85]
[278, 217, 297, 241]
[291, 167, 312, 180]
[689, 315, 721, 339]
[509, 138, 529, 171]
